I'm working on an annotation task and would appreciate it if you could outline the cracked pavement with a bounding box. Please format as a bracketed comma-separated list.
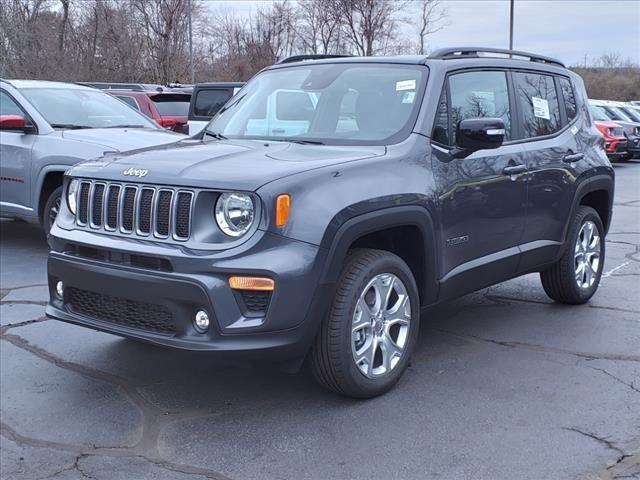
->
[1, 161, 639, 480]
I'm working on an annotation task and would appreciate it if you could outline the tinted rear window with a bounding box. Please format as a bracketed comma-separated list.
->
[559, 78, 577, 122]
[151, 94, 190, 116]
[193, 89, 233, 118]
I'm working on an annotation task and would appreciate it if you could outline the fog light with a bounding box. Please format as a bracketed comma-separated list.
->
[194, 310, 210, 333]
[55, 281, 64, 299]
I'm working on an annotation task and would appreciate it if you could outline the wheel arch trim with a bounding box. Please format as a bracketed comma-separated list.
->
[318, 205, 439, 306]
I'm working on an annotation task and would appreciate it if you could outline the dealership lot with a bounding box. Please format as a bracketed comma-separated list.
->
[0, 162, 638, 479]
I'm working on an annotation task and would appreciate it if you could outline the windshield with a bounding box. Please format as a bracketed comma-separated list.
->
[21, 88, 158, 129]
[621, 107, 640, 123]
[591, 106, 611, 121]
[206, 63, 426, 145]
[601, 106, 631, 122]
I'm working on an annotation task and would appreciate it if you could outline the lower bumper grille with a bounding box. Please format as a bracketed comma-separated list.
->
[67, 287, 176, 335]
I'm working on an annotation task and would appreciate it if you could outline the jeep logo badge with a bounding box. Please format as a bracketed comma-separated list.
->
[123, 167, 148, 178]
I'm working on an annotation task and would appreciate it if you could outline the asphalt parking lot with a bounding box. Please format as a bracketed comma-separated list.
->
[1, 162, 638, 480]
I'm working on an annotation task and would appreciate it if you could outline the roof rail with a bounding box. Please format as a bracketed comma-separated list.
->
[278, 54, 352, 64]
[429, 47, 565, 68]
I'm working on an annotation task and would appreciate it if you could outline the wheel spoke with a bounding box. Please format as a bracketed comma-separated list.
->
[373, 275, 394, 313]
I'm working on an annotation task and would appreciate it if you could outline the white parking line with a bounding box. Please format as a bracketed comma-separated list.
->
[602, 261, 631, 278]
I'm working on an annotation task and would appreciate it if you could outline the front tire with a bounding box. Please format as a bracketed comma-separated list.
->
[42, 186, 62, 235]
[540, 206, 605, 304]
[310, 249, 420, 398]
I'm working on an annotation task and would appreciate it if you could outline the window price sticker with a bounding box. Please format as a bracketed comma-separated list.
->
[396, 79, 416, 91]
[532, 96, 550, 120]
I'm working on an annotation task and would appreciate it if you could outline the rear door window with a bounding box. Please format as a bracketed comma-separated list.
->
[192, 89, 232, 118]
[513, 72, 562, 138]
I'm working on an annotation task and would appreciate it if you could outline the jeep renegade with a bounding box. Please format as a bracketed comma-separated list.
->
[46, 49, 614, 398]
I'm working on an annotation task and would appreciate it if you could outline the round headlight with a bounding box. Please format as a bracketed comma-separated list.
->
[67, 179, 79, 215]
[215, 192, 254, 237]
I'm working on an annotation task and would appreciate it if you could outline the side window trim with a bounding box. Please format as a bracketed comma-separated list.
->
[506, 70, 523, 141]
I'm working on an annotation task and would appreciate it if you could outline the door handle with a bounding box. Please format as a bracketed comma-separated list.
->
[563, 152, 584, 163]
[502, 164, 527, 176]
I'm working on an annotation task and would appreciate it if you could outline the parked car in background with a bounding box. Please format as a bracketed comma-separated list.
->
[590, 100, 640, 159]
[0, 80, 184, 233]
[109, 90, 191, 133]
[618, 103, 640, 123]
[188, 82, 244, 135]
[48, 49, 614, 398]
[591, 107, 627, 161]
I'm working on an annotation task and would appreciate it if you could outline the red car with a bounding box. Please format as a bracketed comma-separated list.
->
[109, 90, 191, 133]
[594, 120, 628, 161]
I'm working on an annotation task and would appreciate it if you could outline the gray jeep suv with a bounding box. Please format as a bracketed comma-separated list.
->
[0, 80, 183, 233]
[46, 49, 614, 398]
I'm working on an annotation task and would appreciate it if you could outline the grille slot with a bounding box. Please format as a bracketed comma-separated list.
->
[155, 190, 173, 237]
[78, 182, 90, 224]
[91, 183, 106, 227]
[138, 188, 154, 234]
[122, 187, 137, 232]
[74, 180, 194, 240]
[106, 185, 120, 230]
[175, 192, 192, 239]
[67, 287, 176, 335]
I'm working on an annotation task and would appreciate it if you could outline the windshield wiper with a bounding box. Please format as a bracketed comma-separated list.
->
[103, 124, 146, 129]
[50, 123, 92, 130]
[281, 138, 324, 145]
[203, 131, 228, 140]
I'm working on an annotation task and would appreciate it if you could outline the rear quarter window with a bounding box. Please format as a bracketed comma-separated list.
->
[559, 78, 577, 122]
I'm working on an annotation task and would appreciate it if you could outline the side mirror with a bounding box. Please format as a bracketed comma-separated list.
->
[0, 114, 27, 131]
[451, 118, 505, 159]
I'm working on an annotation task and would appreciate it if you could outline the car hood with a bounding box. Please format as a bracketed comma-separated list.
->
[69, 139, 386, 191]
[61, 128, 184, 152]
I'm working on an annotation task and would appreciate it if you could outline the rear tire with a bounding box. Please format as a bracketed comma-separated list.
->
[540, 206, 605, 304]
[310, 248, 420, 398]
[42, 186, 62, 235]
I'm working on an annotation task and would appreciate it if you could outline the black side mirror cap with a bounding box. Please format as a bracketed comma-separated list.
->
[454, 117, 506, 158]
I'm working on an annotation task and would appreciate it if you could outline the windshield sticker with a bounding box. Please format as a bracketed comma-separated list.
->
[532, 97, 551, 120]
[402, 91, 416, 104]
[396, 80, 416, 91]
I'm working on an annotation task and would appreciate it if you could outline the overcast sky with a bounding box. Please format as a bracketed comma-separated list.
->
[205, 0, 640, 66]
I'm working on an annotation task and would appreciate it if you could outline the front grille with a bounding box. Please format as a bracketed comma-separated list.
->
[67, 287, 176, 335]
[75, 180, 193, 240]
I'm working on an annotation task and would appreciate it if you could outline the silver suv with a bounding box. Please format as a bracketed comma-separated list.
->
[0, 80, 183, 233]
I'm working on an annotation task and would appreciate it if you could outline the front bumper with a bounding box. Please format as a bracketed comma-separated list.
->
[46, 228, 330, 358]
[605, 139, 628, 160]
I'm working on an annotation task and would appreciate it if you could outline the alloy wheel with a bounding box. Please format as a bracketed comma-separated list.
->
[351, 273, 411, 378]
[574, 220, 601, 289]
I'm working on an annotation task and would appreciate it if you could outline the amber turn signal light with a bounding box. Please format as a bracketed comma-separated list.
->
[228, 276, 275, 291]
[275, 194, 290, 228]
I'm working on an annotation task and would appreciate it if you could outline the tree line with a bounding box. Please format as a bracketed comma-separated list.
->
[0, 0, 637, 100]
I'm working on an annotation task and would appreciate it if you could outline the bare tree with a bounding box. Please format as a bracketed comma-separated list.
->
[414, 0, 447, 55]
[331, 0, 406, 56]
